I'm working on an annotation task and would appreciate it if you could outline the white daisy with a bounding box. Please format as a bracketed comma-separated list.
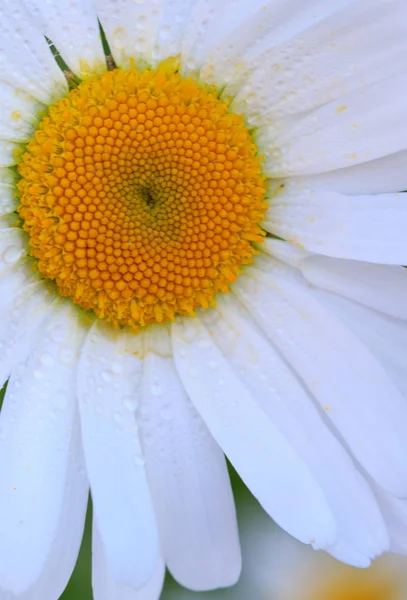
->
[0, 0, 407, 599]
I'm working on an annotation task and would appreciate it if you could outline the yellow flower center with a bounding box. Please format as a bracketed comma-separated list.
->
[307, 563, 403, 600]
[17, 59, 266, 330]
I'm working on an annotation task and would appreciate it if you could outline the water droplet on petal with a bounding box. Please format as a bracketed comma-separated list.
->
[151, 382, 162, 396]
[59, 348, 74, 365]
[33, 369, 43, 380]
[133, 455, 145, 467]
[123, 396, 138, 412]
[113, 411, 124, 424]
[40, 352, 54, 367]
[50, 326, 65, 343]
[182, 326, 196, 343]
[111, 361, 123, 374]
[187, 366, 199, 378]
[82, 393, 90, 406]
[101, 370, 113, 382]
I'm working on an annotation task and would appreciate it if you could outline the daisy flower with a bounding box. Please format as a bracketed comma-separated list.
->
[0, 0, 407, 598]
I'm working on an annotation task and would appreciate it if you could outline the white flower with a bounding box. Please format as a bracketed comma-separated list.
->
[0, 0, 407, 599]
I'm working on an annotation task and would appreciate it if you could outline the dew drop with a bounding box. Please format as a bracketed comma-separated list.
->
[111, 361, 123, 374]
[187, 366, 199, 378]
[81, 393, 90, 406]
[33, 369, 43, 380]
[101, 370, 113, 382]
[133, 455, 145, 467]
[123, 396, 138, 412]
[113, 411, 124, 424]
[40, 352, 54, 367]
[158, 25, 171, 41]
[50, 326, 65, 343]
[59, 348, 74, 365]
[182, 326, 196, 343]
[151, 382, 162, 396]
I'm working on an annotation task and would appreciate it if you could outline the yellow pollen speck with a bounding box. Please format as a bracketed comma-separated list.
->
[336, 105, 347, 114]
[11, 110, 21, 120]
[18, 59, 267, 331]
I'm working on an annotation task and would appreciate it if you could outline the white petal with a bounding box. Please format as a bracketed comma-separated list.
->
[202, 295, 388, 564]
[140, 326, 241, 590]
[327, 542, 371, 568]
[0, 303, 85, 594]
[92, 521, 165, 600]
[150, 0, 196, 64]
[0, 169, 14, 185]
[0, 268, 54, 389]
[0, 229, 28, 276]
[260, 238, 311, 269]
[263, 189, 407, 264]
[22, 0, 106, 78]
[172, 316, 336, 550]
[0, 182, 16, 216]
[0, 82, 45, 143]
[184, 0, 354, 79]
[227, 0, 406, 127]
[0, 414, 89, 600]
[261, 74, 407, 176]
[301, 255, 407, 320]
[0, 141, 21, 168]
[0, 3, 67, 104]
[234, 258, 407, 497]
[78, 322, 159, 589]
[281, 150, 407, 195]
[311, 290, 407, 403]
[375, 490, 407, 555]
[94, 0, 193, 68]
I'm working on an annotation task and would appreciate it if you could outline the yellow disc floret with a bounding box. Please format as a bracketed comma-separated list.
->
[18, 59, 267, 330]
